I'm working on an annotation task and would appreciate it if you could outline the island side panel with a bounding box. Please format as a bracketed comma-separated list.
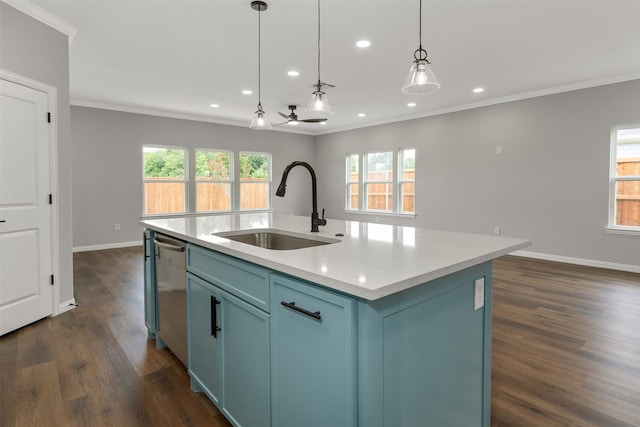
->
[357, 261, 493, 427]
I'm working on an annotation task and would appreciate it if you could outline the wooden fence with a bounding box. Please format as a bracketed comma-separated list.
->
[350, 171, 415, 212]
[143, 178, 268, 214]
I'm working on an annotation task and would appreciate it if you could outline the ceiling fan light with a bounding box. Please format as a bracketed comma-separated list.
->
[402, 59, 440, 95]
[306, 89, 332, 116]
[250, 107, 272, 129]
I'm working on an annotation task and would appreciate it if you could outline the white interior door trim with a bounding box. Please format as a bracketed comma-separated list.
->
[1, 68, 61, 316]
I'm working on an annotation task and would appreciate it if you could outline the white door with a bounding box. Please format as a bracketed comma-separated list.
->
[0, 79, 53, 336]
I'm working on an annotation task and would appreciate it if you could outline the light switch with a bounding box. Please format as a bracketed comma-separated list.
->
[474, 277, 485, 311]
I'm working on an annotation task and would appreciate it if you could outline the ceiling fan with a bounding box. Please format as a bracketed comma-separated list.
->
[276, 105, 327, 125]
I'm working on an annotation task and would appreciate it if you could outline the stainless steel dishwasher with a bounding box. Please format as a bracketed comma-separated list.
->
[154, 233, 187, 366]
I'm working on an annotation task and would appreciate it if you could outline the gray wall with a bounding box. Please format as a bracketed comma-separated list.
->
[315, 80, 640, 267]
[1, 3, 74, 302]
[70, 106, 316, 248]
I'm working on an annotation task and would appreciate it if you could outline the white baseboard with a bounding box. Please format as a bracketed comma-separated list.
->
[73, 241, 142, 253]
[57, 298, 77, 314]
[512, 250, 640, 274]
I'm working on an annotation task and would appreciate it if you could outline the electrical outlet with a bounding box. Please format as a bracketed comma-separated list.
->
[474, 278, 485, 311]
[496, 146, 503, 155]
[115, 223, 121, 231]
[494, 226, 501, 235]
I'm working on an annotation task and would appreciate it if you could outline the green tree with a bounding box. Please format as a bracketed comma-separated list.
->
[144, 149, 185, 177]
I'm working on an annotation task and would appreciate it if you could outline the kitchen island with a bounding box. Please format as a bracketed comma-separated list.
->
[141, 213, 529, 427]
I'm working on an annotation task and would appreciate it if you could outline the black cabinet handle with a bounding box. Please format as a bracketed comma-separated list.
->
[281, 301, 322, 321]
[143, 232, 149, 259]
[211, 295, 221, 337]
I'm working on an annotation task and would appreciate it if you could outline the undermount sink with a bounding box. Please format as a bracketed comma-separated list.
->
[213, 229, 340, 250]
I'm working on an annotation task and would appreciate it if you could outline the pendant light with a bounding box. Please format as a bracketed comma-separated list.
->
[306, 0, 332, 117]
[402, 0, 440, 95]
[249, 1, 272, 129]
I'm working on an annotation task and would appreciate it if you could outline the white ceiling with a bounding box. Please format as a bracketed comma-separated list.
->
[31, 0, 640, 135]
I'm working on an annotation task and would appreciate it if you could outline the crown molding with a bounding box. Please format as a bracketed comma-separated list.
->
[70, 99, 316, 136]
[1, 0, 77, 44]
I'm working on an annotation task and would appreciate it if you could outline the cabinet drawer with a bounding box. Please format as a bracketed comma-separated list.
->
[186, 244, 270, 312]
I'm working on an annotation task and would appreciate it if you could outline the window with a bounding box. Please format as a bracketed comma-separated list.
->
[346, 154, 360, 210]
[399, 148, 415, 214]
[142, 147, 272, 216]
[346, 148, 415, 215]
[240, 152, 271, 210]
[609, 126, 640, 231]
[143, 146, 187, 215]
[196, 149, 232, 212]
[366, 151, 394, 211]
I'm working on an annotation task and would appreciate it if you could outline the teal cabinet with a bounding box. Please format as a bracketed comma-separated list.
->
[187, 245, 271, 427]
[270, 274, 357, 427]
[143, 229, 156, 338]
[187, 273, 222, 406]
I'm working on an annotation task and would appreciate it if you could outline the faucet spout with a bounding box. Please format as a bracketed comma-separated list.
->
[275, 161, 327, 232]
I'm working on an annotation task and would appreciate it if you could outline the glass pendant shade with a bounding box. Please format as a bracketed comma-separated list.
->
[402, 59, 440, 94]
[306, 88, 332, 117]
[250, 107, 272, 129]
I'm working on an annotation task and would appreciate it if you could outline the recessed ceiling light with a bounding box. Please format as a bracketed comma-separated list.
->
[210, 103, 219, 108]
[242, 89, 252, 95]
[407, 102, 416, 107]
[358, 113, 366, 117]
[356, 40, 371, 48]
[287, 70, 299, 77]
[473, 87, 484, 93]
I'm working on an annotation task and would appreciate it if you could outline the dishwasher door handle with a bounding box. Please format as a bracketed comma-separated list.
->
[154, 238, 185, 252]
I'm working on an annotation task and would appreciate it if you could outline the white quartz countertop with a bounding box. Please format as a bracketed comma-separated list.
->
[140, 213, 530, 300]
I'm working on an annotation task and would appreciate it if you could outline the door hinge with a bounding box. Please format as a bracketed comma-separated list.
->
[49, 194, 53, 204]
[47, 112, 51, 123]
[50, 274, 54, 285]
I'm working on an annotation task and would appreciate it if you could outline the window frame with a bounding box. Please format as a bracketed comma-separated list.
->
[607, 124, 640, 235]
[345, 148, 416, 217]
[142, 145, 188, 216]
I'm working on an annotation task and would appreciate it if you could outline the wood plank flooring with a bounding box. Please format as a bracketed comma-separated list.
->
[1, 247, 639, 426]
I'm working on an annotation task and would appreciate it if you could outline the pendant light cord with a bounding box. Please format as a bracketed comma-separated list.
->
[419, 0, 422, 49]
[258, 5, 262, 109]
[316, 0, 321, 89]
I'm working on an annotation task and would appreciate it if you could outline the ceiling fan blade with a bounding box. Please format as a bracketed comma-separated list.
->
[273, 121, 290, 126]
[300, 118, 328, 123]
[277, 111, 290, 119]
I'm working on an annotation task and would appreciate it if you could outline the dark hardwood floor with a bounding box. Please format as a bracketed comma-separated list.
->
[1, 247, 639, 426]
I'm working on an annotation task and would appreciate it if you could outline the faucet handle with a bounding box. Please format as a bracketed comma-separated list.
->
[321, 208, 325, 219]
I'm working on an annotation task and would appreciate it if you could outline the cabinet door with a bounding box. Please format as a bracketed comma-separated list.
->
[187, 273, 222, 406]
[143, 229, 156, 337]
[270, 274, 357, 427]
[220, 290, 270, 427]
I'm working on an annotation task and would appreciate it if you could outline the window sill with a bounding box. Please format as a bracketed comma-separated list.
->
[141, 209, 272, 220]
[343, 210, 416, 219]
[606, 226, 640, 236]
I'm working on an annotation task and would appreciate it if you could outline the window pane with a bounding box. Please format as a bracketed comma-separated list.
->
[402, 149, 415, 176]
[241, 183, 269, 209]
[616, 180, 640, 226]
[143, 147, 185, 178]
[616, 129, 640, 177]
[240, 153, 270, 209]
[196, 182, 231, 212]
[240, 153, 270, 179]
[401, 182, 414, 213]
[348, 154, 359, 182]
[366, 183, 393, 211]
[196, 150, 230, 180]
[347, 183, 359, 209]
[143, 182, 185, 214]
[367, 152, 393, 181]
